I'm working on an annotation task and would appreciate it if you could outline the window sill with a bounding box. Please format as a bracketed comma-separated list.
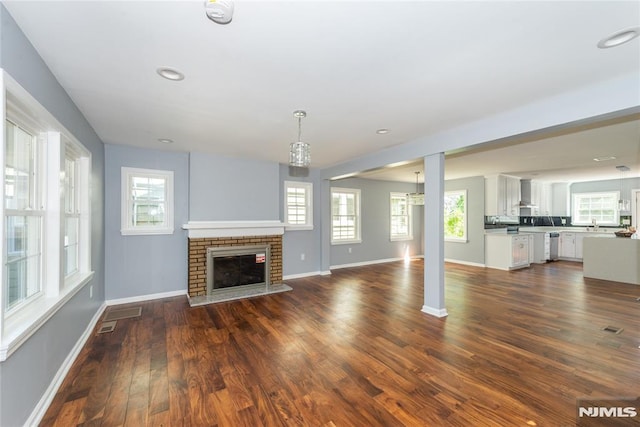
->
[121, 227, 174, 236]
[285, 225, 314, 231]
[390, 236, 413, 242]
[445, 238, 468, 243]
[0, 271, 95, 362]
[331, 239, 362, 245]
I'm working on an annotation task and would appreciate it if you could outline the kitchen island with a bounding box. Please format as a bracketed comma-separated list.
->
[582, 235, 640, 285]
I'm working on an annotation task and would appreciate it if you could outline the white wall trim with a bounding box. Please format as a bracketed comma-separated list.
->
[320, 270, 332, 276]
[182, 220, 285, 238]
[283, 271, 323, 280]
[421, 306, 449, 318]
[105, 290, 186, 306]
[444, 258, 486, 268]
[25, 302, 107, 427]
[330, 257, 404, 270]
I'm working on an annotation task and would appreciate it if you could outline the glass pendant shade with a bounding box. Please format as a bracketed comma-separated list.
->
[616, 165, 631, 212]
[618, 198, 631, 212]
[289, 110, 310, 167]
[407, 171, 425, 205]
[289, 141, 310, 167]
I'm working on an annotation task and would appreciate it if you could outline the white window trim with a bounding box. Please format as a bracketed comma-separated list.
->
[284, 180, 313, 231]
[572, 191, 620, 226]
[1, 71, 94, 361]
[390, 192, 413, 241]
[331, 187, 362, 245]
[444, 189, 468, 243]
[121, 167, 174, 236]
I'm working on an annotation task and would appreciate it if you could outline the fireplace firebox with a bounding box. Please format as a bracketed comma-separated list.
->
[206, 244, 271, 295]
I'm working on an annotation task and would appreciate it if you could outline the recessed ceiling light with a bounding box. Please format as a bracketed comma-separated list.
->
[376, 129, 390, 134]
[593, 156, 617, 162]
[158, 138, 174, 144]
[156, 67, 185, 81]
[597, 27, 640, 49]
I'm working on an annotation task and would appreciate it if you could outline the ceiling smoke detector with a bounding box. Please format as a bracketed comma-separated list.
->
[205, 0, 234, 25]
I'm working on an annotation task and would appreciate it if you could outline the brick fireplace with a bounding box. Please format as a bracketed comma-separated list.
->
[183, 221, 285, 297]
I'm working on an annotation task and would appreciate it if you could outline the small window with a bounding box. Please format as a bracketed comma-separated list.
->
[444, 190, 467, 242]
[284, 181, 313, 230]
[331, 187, 361, 244]
[121, 167, 174, 235]
[572, 192, 619, 226]
[390, 192, 412, 241]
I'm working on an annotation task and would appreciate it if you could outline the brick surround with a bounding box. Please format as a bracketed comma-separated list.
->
[188, 235, 282, 297]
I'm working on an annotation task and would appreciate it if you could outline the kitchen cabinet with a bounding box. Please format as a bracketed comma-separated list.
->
[530, 181, 551, 216]
[512, 235, 530, 267]
[529, 233, 535, 264]
[575, 233, 584, 259]
[529, 231, 551, 264]
[485, 233, 531, 270]
[550, 183, 570, 216]
[485, 174, 521, 216]
[559, 232, 576, 258]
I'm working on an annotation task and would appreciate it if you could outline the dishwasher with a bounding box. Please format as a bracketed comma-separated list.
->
[548, 232, 559, 261]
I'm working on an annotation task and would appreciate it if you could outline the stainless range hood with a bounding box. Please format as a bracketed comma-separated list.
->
[519, 179, 538, 209]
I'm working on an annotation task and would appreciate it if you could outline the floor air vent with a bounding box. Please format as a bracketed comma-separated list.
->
[603, 326, 623, 334]
[97, 321, 117, 334]
[104, 306, 142, 322]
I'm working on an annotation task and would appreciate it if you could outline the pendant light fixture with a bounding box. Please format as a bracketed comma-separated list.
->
[407, 171, 425, 206]
[289, 110, 310, 168]
[616, 165, 631, 211]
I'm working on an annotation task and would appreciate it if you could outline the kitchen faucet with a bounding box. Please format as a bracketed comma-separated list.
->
[548, 215, 555, 227]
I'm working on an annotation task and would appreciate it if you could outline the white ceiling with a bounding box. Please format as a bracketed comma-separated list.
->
[3, 1, 640, 183]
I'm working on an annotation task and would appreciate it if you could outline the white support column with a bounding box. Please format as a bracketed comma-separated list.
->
[422, 153, 448, 317]
[320, 179, 332, 275]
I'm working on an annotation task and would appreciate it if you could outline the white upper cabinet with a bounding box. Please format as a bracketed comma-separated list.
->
[485, 174, 521, 216]
[530, 181, 551, 216]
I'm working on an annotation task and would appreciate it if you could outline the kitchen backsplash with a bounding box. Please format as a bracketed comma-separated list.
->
[485, 215, 633, 229]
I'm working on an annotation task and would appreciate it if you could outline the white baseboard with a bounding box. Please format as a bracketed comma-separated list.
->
[105, 290, 186, 306]
[25, 302, 107, 427]
[283, 271, 323, 280]
[330, 257, 405, 270]
[320, 270, 332, 276]
[444, 258, 485, 268]
[421, 305, 449, 318]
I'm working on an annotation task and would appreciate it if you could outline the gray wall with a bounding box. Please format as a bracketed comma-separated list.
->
[104, 144, 189, 300]
[444, 176, 485, 265]
[328, 177, 423, 267]
[279, 164, 323, 277]
[0, 6, 105, 426]
[190, 152, 280, 221]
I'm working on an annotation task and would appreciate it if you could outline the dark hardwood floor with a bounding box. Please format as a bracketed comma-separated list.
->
[41, 260, 640, 426]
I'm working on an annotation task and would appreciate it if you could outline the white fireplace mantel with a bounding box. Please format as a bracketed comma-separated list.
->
[182, 220, 285, 238]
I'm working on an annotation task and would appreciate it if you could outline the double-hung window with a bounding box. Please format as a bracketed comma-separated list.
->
[121, 167, 174, 235]
[331, 187, 361, 244]
[4, 120, 44, 312]
[284, 181, 313, 230]
[390, 192, 412, 240]
[444, 190, 467, 241]
[1, 73, 93, 361]
[572, 192, 619, 226]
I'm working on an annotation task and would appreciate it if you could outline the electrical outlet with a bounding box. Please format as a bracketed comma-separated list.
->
[89, 285, 93, 299]
[622, 219, 631, 225]
[348, 247, 352, 253]
[300, 253, 305, 261]
[561, 218, 567, 225]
